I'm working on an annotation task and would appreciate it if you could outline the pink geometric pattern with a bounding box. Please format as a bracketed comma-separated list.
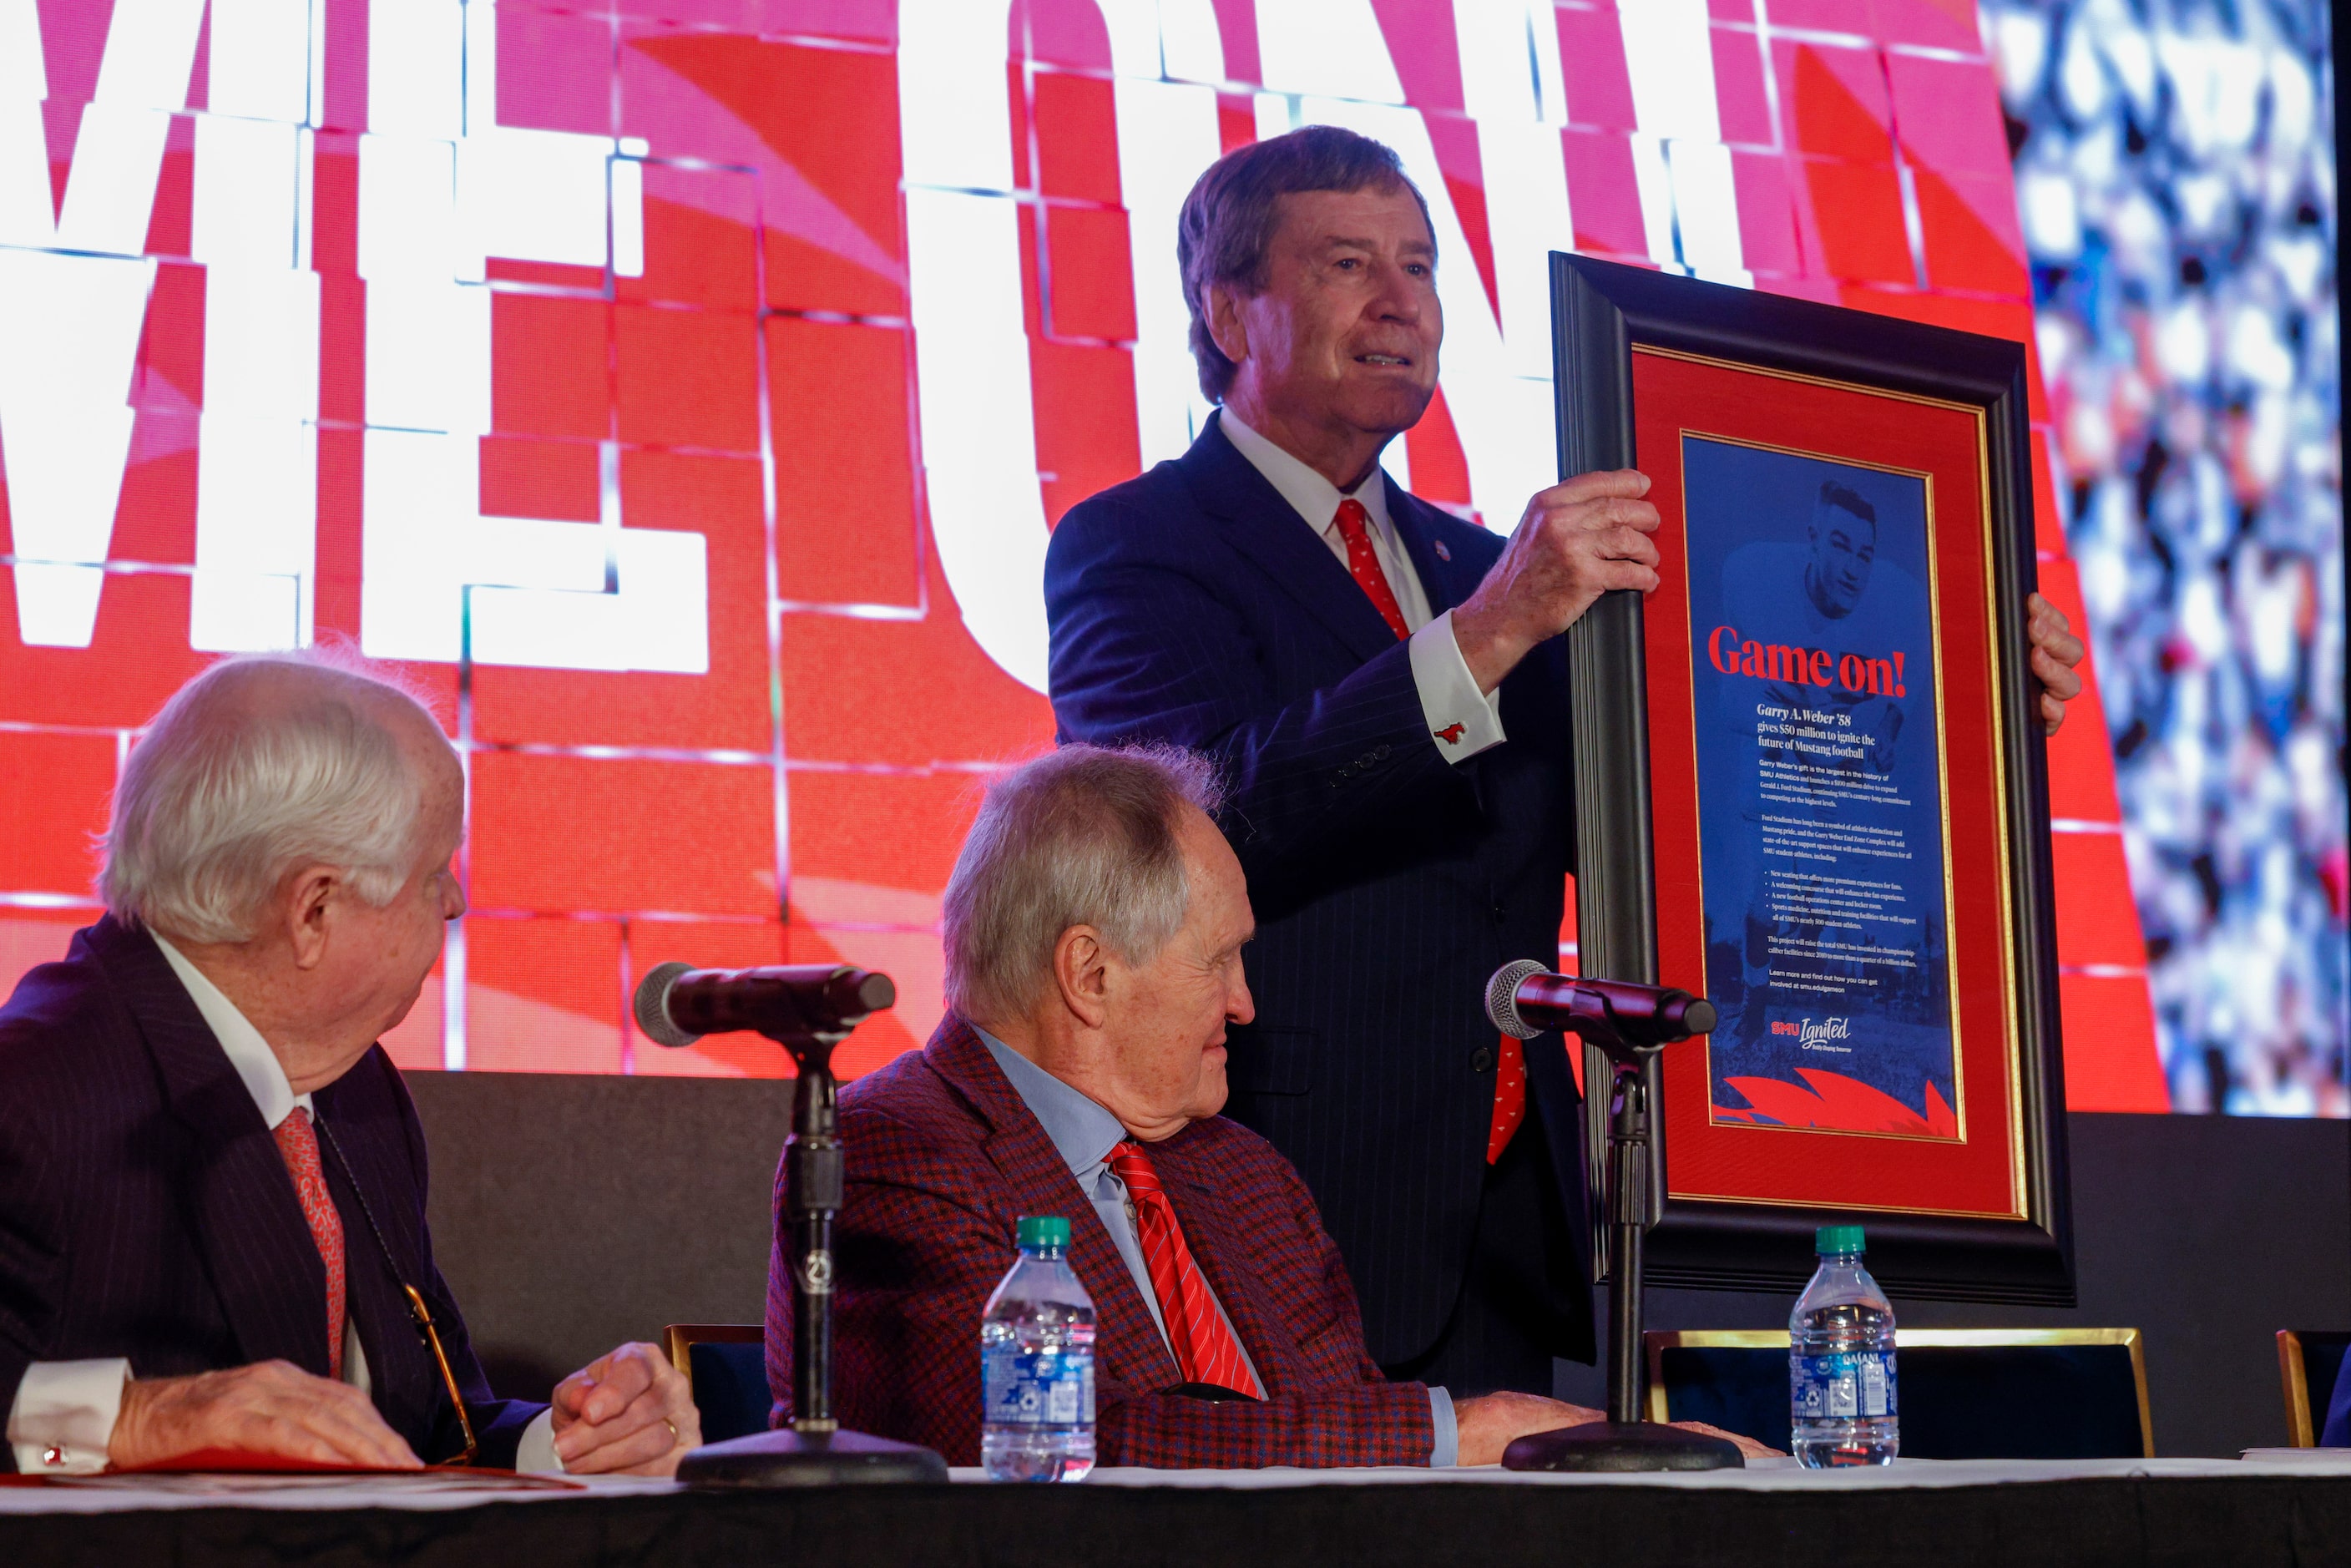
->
[272, 1108, 346, 1380]
[1330, 500, 1408, 642]
[1107, 1141, 1266, 1400]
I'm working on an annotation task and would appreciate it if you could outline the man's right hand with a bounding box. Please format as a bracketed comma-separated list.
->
[1454, 1390, 1605, 1466]
[1452, 1392, 1784, 1465]
[1451, 469, 1662, 695]
[108, 1361, 422, 1471]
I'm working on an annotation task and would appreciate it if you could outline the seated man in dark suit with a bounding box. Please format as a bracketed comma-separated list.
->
[766, 745, 1766, 1466]
[0, 652, 700, 1474]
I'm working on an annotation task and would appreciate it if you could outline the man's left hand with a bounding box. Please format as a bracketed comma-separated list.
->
[2028, 591, 2086, 736]
[550, 1341, 700, 1476]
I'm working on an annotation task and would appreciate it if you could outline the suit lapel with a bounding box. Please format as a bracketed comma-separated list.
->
[923, 1020, 1183, 1392]
[1385, 476, 1479, 615]
[90, 917, 333, 1377]
[311, 1072, 442, 1454]
[1179, 415, 1403, 666]
[1150, 1134, 1292, 1395]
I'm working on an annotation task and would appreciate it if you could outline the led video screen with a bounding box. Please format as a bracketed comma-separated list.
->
[0, 0, 2336, 1111]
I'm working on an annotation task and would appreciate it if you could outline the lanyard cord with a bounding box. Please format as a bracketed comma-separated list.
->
[310, 1114, 412, 1302]
[311, 1114, 479, 1464]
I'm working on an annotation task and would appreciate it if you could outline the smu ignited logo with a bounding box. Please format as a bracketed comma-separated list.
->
[1772, 1017, 1853, 1051]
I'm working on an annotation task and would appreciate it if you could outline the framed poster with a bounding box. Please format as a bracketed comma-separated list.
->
[1551, 254, 2073, 1305]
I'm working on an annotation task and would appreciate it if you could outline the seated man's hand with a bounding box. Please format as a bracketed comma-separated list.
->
[1453, 1392, 1785, 1465]
[1453, 1391, 1604, 1465]
[108, 1360, 422, 1471]
[550, 1341, 700, 1476]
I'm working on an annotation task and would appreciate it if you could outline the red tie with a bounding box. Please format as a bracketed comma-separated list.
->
[1334, 495, 1524, 1156]
[1106, 1141, 1265, 1399]
[1332, 498, 1410, 640]
[1486, 1034, 1526, 1163]
[274, 1107, 347, 1379]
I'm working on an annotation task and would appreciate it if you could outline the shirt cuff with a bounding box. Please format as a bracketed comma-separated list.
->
[1408, 610, 1506, 763]
[8, 1359, 131, 1474]
[1426, 1384, 1459, 1468]
[513, 1408, 565, 1474]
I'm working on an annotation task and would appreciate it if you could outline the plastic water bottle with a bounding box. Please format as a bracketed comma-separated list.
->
[1789, 1223, 1898, 1466]
[981, 1215, 1096, 1481]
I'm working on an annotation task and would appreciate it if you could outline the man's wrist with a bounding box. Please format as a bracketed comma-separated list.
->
[8, 1359, 131, 1474]
[1448, 601, 1529, 695]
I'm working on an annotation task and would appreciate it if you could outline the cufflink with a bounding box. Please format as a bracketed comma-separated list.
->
[43, 1446, 66, 1468]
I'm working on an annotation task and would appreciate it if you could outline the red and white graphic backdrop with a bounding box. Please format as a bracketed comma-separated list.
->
[0, 0, 2168, 1105]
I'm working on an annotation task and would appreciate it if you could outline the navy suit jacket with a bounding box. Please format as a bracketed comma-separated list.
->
[1045, 414, 1592, 1367]
[0, 915, 540, 1470]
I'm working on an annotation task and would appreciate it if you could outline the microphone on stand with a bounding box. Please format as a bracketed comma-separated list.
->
[1484, 959, 1717, 1048]
[633, 963, 896, 1050]
[633, 959, 944, 1489]
[1481, 959, 1738, 1474]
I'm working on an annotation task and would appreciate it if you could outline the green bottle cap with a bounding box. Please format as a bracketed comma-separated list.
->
[1018, 1216, 1070, 1249]
[1816, 1224, 1866, 1255]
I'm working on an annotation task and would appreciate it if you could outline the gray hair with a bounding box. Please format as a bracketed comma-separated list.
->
[99, 649, 446, 944]
[943, 745, 1225, 1022]
[1178, 124, 1434, 402]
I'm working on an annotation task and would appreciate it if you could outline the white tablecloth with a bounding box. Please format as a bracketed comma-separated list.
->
[7, 1452, 2348, 1515]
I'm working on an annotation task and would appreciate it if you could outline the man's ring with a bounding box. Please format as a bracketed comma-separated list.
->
[664, 1418, 679, 1446]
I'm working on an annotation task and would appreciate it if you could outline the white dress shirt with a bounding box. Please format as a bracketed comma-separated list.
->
[1217, 408, 1506, 763]
[4, 935, 560, 1474]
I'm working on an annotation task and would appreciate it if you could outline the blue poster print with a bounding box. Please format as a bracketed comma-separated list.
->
[1681, 436, 1959, 1137]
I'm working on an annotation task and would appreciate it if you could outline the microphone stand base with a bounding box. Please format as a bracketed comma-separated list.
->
[678, 1427, 949, 1489]
[1501, 1421, 1744, 1473]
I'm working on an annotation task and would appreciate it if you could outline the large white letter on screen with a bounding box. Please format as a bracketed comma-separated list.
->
[898, 0, 1225, 695]
[357, 0, 702, 673]
[0, 0, 206, 647]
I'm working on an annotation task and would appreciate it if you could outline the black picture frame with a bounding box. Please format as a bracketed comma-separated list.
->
[1551, 252, 2075, 1307]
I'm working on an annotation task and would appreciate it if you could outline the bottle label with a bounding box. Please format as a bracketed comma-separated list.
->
[983, 1345, 1094, 1427]
[1791, 1350, 1897, 1420]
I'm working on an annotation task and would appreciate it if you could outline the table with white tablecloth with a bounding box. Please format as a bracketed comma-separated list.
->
[7, 1452, 2350, 1565]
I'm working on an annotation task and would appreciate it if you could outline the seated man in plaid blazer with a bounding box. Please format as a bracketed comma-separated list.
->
[765, 745, 1765, 1468]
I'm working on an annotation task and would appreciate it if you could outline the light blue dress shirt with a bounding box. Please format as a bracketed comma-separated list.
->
[974, 1027, 1458, 1466]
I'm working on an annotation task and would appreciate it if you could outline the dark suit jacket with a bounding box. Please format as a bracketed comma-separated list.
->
[766, 1016, 1435, 1468]
[0, 915, 541, 1470]
[1044, 413, 1593, 1368]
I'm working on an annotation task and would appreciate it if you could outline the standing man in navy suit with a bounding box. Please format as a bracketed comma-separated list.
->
[0, 652, 700, 1474]
[1045, 126, 2087, 1396]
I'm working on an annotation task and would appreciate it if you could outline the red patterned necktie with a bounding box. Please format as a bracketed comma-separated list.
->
[1332, 498, 1410, 640]
[1105, 1141, 1265, 1399]
[1486, 1034, 1526, 1163]
[273, 1107, 347, 1379]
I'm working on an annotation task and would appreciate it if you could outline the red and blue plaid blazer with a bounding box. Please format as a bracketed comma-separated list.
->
[766, 1015, 1436, 1469]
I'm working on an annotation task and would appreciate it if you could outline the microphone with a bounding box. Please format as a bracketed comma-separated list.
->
[1484, 959, 1717, 1048]
[634, 962, 897, 1049]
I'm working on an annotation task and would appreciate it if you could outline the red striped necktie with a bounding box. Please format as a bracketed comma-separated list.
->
[1105, 1141, 1265, 1399]
[1332, 498, 1410, 640]
[273, 1107, 347, 1379]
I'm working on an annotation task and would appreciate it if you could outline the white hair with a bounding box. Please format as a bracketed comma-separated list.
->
[943, 745, 1225, 1022]
[99, 650, 447, 944]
